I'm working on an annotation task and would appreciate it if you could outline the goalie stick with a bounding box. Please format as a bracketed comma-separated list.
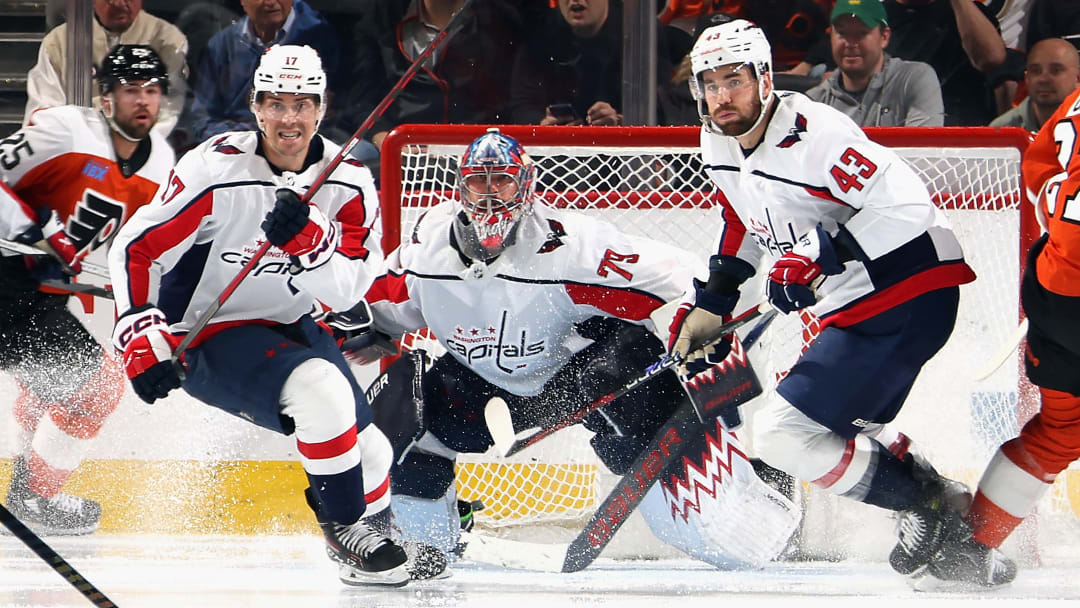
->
[0, 503, 117, 607]
[170, 0, 479, 368]
[491, 304, 775, 458]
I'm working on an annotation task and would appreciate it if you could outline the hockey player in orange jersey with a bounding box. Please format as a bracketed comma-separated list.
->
[958, 87, 1080, 585]
[0, 45, 174, 535]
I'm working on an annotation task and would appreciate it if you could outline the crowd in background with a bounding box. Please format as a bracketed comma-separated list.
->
[28, 0, 1080, 166]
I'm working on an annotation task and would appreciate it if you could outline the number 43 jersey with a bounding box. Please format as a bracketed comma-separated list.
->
[0, 105, 174, 257]
[367, 201, 703, 397]
[700, 91, 974, 330]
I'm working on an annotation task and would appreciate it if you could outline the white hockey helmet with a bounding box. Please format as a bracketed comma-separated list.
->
[688, 19, 774, 136]
[249, 44, 327, 129]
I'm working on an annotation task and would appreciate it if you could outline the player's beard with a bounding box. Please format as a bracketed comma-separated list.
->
[113, 112, 154, 140]
[714, 94, 762, 137]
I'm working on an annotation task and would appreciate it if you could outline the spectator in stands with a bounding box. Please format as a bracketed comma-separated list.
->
[806, 0, 943, 126]
[189, 0, 343, 144]
[787, 0, 1007, 126]
[991, 38, 1080, 132]
[1025, 0, 1080, 52]
[347, 0, 529, 155]
[510, 0, 687, 126]
[24, 0, 189, 136]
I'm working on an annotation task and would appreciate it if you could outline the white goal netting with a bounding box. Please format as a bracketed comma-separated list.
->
[379, 124, 1076, 564]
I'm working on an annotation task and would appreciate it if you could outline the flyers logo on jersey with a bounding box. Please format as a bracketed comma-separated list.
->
[67, 189, 125, 253]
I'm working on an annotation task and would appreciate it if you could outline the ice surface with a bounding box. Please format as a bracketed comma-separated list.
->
[0, 534, 1076, 608]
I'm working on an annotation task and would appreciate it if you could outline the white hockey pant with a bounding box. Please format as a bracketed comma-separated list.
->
[280, 358, 393, 515]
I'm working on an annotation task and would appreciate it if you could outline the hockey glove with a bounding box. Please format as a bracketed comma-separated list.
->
[667, 256, 754, 377]
[767, 224, 844, 314]
[324, 301, 399, 365]
[15, 210, 82, 279]
[112, 305, 184, 404]
[261, 188, 339, 269]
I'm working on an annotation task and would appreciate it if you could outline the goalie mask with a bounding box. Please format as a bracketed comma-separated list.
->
[249, 44, 327, 133]
[453, 129, 537, 262]
[688, 19, 774, 137]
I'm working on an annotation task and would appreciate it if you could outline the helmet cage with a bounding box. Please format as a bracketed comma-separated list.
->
[454, 130, 537, 261]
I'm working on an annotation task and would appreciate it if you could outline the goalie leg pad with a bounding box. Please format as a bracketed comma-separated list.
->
[390, 490, 461, 554]
[645, 418, 801, 568]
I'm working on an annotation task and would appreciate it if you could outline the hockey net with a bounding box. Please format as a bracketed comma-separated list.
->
[378, 124, 1076, 563]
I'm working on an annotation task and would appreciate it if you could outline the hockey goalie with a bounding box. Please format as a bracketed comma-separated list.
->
[326, 128, 802, 575]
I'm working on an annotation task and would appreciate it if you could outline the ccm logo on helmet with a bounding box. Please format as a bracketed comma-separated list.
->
[277, 73, 302, 79]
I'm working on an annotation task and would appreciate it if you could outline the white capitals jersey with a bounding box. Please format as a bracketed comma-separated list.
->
[109, 131, 383, 347]
[368, 201, 703, 396]
[703, 91, 975, 328]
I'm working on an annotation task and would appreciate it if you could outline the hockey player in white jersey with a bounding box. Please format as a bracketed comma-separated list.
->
[668, 19, 1016, 586]
[340, 129, 800, 574]
[107, 45, 411, 587]
[0, 44, 174, 536]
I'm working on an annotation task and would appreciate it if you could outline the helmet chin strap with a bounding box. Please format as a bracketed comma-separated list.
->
[101, 95, 142, 143]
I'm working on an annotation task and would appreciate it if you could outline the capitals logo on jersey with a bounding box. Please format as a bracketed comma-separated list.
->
[777, 113, 808, 149]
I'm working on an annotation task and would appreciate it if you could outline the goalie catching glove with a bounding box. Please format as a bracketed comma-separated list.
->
[667, 255, 754, 377]
[112, 305, 184, 404]
[261, 188, 339, 269]
[767, 224, 845, 314]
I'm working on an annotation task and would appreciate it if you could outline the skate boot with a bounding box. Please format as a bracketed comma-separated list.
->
[889, 456, 972, 578]
[306, 489, 408, 587]
[927, 536, 1017, 588]
[4, 456, 100, 536]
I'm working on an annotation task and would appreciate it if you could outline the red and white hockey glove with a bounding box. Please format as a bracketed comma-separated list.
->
[767, 224, 844, 314]
[112, 305, 184, 404]
[15, 210, 82, 277]
[260, 188, 339, 269]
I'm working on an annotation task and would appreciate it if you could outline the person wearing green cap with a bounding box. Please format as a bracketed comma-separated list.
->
[807, 0, 943, 126]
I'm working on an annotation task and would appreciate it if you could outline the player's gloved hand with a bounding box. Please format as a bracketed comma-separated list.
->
[667, 256, 754, 377]
[767, 224, 844, 314]
[261, 188, 338, 269]
[111, 305, 184, 404]
[14, 210, 82, 278]
[323, 301, 399, 365]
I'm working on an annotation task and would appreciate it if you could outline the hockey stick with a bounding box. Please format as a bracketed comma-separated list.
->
[974, 317, 1029, 381]
[0, 503, 118, 607]
[490, 303, 773, 458]
[170, 0, 478, 366]
[0, 238, 110, 279]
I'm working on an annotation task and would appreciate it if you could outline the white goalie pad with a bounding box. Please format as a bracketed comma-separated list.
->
[642, 422, 801, 568]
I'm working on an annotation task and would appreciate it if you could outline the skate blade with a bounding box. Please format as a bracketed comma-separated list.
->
[911, 573, 1009, 593]
[338, 563, 410, 588]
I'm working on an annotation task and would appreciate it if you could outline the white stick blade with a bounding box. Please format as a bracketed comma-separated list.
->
[484, 397, 515, 456]
[459, 532, 566, 572]
[975, 318, 1029, 381]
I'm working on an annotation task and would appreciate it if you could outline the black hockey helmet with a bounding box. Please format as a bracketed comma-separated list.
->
[97, 44, 169, 95]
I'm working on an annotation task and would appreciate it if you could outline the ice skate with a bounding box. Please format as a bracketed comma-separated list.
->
[4, 457, 100, 536]
[920, 536, 1017, 590]
[306, 489, 408, 587]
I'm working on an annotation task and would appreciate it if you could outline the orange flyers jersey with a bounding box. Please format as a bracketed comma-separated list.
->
[0, 105, 174, 256]
[1023, 88, 1080, 296]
